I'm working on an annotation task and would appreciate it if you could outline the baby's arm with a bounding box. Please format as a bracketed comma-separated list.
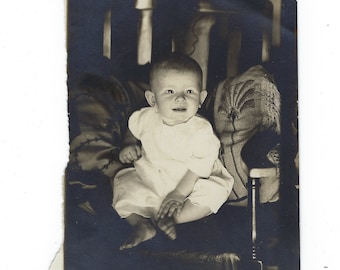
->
[157, 170, 199, 219]
[119, 129, 141, 164]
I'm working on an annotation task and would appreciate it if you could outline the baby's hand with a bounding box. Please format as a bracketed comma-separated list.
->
[157, 189, 186, 219]
[119, 145, 142, 164]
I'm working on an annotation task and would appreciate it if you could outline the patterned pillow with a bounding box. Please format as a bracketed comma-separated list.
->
[213, 65, 281, 206]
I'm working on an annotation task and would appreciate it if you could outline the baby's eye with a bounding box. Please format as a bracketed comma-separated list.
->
[166, 89, 174, 94]
[186, 89, 194, 94]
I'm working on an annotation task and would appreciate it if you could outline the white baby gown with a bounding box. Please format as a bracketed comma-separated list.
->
[112, 107, 234, 220]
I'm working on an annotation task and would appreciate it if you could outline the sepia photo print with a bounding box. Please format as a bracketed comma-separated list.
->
[64, 1, 298, 269]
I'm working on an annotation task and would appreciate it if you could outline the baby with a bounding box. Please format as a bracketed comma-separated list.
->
[112, 53, 234, 250]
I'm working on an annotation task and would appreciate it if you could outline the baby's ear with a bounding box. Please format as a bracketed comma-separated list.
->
[145, 90, 156, 107]
[199, 90, 208, 105]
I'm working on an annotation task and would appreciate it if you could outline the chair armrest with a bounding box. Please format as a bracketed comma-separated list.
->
[249, 167, 278, 178]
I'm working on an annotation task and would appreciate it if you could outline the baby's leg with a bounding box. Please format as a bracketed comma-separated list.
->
[175, 200, 212, 224]
[157, 201, 211, 240]
[157, 173, 231, 239]
[157, 215, 177, 240]
[120, 213, 156, 250]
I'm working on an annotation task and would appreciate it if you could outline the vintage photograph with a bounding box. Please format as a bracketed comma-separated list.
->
[64, 0, 298, 269]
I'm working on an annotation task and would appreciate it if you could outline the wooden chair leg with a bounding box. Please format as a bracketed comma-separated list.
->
[270, 0, 282, 46]
[245, 168, 277, 270]
[248, 176, 264, 270]
[135, 0, 155, 65]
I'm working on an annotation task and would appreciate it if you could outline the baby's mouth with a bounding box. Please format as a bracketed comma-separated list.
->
[172, 108, 187, 112]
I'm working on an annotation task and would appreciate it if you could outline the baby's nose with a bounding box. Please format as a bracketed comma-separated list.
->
[175, 94, 185, 102]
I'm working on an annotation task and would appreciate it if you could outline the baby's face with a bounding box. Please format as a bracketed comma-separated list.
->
[150, 69, 206, 125]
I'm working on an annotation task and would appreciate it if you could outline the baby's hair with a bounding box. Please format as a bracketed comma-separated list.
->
[149, 52, 202, 87]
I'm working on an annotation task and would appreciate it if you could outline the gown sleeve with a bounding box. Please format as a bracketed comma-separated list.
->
[128, 107, 152, 140]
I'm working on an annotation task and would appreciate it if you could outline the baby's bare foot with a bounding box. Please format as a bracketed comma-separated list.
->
[157, 216, 177, 240]
[120, 221, 156, 250]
